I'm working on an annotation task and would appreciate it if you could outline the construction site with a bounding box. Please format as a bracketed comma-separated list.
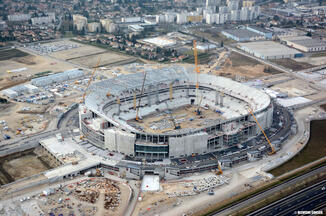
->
[1, 36, 326, 216]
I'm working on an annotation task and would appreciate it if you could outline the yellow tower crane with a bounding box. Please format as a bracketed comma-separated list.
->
[81, 58, 101, 103]
[247, 107, 276, 155]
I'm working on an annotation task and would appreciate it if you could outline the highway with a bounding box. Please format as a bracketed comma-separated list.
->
[211, 165, 326, 216]
[248, 179, 326, 216]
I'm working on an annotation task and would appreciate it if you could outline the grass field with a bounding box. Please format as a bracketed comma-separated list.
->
[270, 119, 326, 177]
[0, 49, 29, 61]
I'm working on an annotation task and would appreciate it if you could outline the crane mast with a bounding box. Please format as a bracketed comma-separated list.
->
[247, 107, 276, 155]
[135, 72, 147, 121]
[81, 58, 101, 103]
[193, 40, 200, 106]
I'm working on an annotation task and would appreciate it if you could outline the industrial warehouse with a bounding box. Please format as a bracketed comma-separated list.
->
[80, 65, 280, 161]
[237, 41, 303, 60]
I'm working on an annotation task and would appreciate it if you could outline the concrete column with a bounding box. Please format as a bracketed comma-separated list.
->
[215, 91, 219, 105]
[220, 94, 224, 107]
[187, 85, 190, 98]
[117, 103, 120, 115]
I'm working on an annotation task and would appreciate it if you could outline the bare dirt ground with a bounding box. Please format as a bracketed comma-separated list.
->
[69, 51, 135, 68]
[0, 52, 74, 79]
[0, 148, 58, 185]
[131, 105, 223, 134]
[271, 79, 317, 97]
[294, 56, 326, 66]
[133, 182, 182, 216]
[213, 52, 281, 80]
[2, 154, 49, 181]
[48, 41, 136, 68]
[0, 101, 50, 140]
[271, 58, 314, 71]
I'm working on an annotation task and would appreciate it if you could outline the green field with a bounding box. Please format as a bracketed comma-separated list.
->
[270, 119, 326, 177]
[0, 49, 29, 61]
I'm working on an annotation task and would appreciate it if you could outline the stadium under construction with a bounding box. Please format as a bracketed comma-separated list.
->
[79, 65, 294, 175]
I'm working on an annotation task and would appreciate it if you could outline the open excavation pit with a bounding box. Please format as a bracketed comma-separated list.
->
[0, 147, 60, 185]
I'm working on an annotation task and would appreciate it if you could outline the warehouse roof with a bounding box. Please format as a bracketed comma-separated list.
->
[222, 29, 262, 39]
[247, 26, 272, 34]
[238, 41, 301, 57]
[288, 38, 326, 48]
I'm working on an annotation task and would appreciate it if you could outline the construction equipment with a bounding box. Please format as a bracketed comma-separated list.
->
[166, 102, 181, 130]
[135, 72, 147, 122]
[81, 58, 101, 103]
[217, 162, 223, 175]
[247, 107, 275, 155]
[211, 154, 223, 175]
[169, 112, 181, 130]
[95, 168, 103, 177]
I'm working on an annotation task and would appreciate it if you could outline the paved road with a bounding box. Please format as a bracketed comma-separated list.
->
[0, 106, 79, 156]
[212, 165, 326, 216]
[248, 179, 326, 216]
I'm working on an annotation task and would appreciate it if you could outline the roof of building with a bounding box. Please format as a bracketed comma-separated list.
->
[247, 26, 272, 34]
[238, 41, 301, 57]
[288, 38, 326, 48]
[222, 29, 262, 39]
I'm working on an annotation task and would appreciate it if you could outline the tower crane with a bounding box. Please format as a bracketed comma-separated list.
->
[193, 40, 202, 116]
[135, 72, 147, 122]
[81, 58, 101, 103]
[247, 107, 276, 155]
